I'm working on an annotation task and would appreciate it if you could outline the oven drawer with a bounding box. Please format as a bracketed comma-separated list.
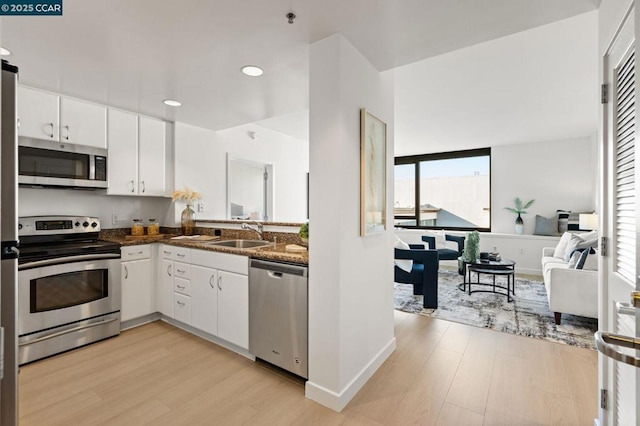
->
[121, 245, 151, 261]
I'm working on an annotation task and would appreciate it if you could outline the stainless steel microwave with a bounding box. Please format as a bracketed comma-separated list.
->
[18, 137, 107, 189]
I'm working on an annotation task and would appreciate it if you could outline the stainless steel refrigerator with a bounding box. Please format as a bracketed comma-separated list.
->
[0, 59, 19, 426]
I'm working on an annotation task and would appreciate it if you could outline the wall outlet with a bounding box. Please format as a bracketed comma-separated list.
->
[520, 248, 524, 254]
[197, 201, 205, 212]
[112, 214, 120, 225]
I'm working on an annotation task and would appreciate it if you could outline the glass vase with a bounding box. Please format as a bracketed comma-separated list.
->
[181, 204, 196, 236]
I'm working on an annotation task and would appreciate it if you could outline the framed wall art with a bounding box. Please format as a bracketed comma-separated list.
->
[360, 108, 387, 236]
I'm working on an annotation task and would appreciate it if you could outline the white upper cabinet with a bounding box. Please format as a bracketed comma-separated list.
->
[18, 86, 60, 141]
[138, 116, 166, 196]
[107, 109, 138, 195]
[107, 110, 167, 197]
[18, 86, 107, 149]
[60, 97, 107, 149]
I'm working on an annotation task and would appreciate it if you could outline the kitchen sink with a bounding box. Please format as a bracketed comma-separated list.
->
[205, 239, 274, 249]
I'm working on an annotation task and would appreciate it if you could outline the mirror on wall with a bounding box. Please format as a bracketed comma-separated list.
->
[227, 155, 273, 221]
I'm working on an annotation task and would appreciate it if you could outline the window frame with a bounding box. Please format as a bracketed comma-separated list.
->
[394, 147, 491, 232]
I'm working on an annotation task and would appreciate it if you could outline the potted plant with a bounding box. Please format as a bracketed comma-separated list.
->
[299, 222, 309, 246]
[504, 197, 535, 235]
[462, 230, 480, 263]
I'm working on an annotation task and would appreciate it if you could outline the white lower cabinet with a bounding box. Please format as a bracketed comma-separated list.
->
[217, 270, 249, 349]
[121, 245, 153, 322]
[190, 265, 218, 336]
[150, 245, 249, 350]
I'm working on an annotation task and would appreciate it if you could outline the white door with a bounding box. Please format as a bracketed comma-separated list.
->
[217, 270, 248, 349]
[138, 116, 166, 196]
[17, 86, 59, 141]
[121, 259, 153, 322]
[190, 265, 218, 336]
[107, 109, 138, 195]
[600, 7, 639, 425]
[60, 97, 107, 148]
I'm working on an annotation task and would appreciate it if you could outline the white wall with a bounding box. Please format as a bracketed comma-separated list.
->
[306, 34, 395, 411]
[18, 188, 172, 228]
[173, 122, 308, 224]
[492, 136, 597, 234]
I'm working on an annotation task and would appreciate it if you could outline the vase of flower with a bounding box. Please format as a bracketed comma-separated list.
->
[515, 213, 524, 235]
[181, 204, 196, 236]
[504, 197, 535, 235]
[173, 186, 203, 236]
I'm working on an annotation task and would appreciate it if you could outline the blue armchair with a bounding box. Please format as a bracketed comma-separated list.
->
[421, 234, 465, 261]
[394, 244, 439, 308]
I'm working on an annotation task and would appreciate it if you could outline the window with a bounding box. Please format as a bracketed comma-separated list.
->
[394, 148, 491, 231]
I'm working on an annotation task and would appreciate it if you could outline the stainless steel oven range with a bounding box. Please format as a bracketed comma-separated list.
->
[17, 216, 121, 365]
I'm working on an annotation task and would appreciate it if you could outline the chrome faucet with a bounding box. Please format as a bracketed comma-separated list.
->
[241, 221, 264, 240]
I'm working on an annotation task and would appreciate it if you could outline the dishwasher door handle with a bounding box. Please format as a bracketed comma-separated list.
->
[267, 271, 283, 279]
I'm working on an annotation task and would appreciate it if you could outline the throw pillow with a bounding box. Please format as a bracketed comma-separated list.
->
[424, 230, 446, 250]
[533, 215, 559, 236]
[553, 232, 573, 258]
[564, 234, 598, 262]
[579, 230, 598, 241]
[394, 236, 413, 273]
[576, 247, 598, 270]
[568, 211, 594, 231]
[568, 249, 583, 269]
[557, 210, 571, 233]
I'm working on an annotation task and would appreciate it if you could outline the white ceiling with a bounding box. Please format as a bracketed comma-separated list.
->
[0, 0, 600, 143]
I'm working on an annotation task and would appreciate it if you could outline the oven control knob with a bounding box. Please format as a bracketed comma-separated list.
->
[82, 221, 89, 228]
[75, 222, 80, 227]
[91, 222, 98, 228]
[18, 223, 22, 230]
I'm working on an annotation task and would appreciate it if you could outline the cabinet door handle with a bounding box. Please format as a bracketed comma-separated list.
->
[177, 300, 185, 307]
[177, 253, 185, 258]
[177, 285, 185, 290]
[128, 251, 143, 256]
[140, 181, 146, 193]
[167, 264, 172, 277]
[209, 275, 215, 288]
[217, 275, 222, 291]
[124, 265, 128, 279]
[46, 122, 54, 138]
[176, 269, 185, 274]
[128, 180, 135, 193]
[63, 125, 70, 141]
[163, 250, 171, 256]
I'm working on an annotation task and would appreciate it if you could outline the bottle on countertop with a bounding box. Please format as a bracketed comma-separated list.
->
[147, 218, 160, 236]
[131, 219, 144, 236]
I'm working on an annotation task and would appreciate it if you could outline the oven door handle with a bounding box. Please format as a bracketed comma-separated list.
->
[19, 253, 121, 270]
[18, 316, 119, 347]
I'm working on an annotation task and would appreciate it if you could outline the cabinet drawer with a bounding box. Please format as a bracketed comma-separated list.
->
[190, 249, 248, 275]
[160, 245, 190, 262]
[121, 245, 151, 261]
[173, 262, 191, 279]
[174, 277, 191, 296]
[174, 293, 191, 324]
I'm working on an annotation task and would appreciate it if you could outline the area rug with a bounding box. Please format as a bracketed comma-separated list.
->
[394, 270, 598, 349]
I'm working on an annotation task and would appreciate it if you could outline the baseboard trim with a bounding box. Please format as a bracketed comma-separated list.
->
[305, 336, 396, 412]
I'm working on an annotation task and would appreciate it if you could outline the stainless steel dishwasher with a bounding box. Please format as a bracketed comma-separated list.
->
[249, 259, 308, 378]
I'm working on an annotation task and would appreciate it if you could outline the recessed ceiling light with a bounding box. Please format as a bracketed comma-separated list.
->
[163, 99, 181, 107]
[241, 65, 264, 77]
[0, 47, 11, 56]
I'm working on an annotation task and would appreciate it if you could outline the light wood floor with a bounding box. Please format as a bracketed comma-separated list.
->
[19, 312, 597, 425]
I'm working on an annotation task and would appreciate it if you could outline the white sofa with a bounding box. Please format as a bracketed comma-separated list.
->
[541, 247, 598, 324]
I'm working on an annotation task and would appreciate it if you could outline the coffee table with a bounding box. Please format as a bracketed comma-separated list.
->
[457, 258, 516, 302]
